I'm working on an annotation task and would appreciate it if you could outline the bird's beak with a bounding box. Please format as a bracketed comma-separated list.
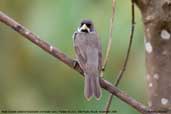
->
[80, 24, 90, 32]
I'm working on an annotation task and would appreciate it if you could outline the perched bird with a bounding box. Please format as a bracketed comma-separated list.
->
[73, 19, 102, 100]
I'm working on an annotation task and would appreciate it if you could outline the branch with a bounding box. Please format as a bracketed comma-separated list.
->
[104, 0, 136, 113]
[0, 11, 151, 114]
[101, 0, 115, 76]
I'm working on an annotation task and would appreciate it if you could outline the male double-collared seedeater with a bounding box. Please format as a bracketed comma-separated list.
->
[73, 19, 102, 100]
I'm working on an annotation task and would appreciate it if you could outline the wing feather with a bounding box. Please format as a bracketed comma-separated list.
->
[73, 32, 102, 72]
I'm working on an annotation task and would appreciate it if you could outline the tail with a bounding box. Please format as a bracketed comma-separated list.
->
[84, 74, 101, 100]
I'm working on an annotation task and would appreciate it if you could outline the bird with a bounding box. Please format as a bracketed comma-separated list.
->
[73, 19, 102, 100]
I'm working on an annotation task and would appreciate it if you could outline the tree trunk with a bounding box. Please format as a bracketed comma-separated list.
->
[135, 0, 171, 113]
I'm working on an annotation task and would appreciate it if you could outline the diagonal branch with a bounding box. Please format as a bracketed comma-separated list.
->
[0, 11, 151, 114]
[104, 0, 136, 113]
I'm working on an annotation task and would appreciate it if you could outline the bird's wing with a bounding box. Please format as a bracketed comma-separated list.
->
[87, 32, 102, 71]
[96, 34, 102, 71]
[73, 33, 87, 70]
[73, 32, 102, 72]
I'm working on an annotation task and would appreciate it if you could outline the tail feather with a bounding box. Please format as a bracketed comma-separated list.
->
[92, 76, 101, 100]
[84, 75, 93, 100]
[84, 74, 101, 100]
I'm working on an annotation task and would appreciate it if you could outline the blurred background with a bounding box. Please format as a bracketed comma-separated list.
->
[0, 0, 147, 114]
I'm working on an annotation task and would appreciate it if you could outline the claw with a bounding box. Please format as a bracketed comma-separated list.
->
[73, 59, 79, 69]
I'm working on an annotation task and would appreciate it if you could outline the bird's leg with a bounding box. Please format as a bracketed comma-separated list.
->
[100, 67, 105, 78]
[72, 59, 79, 69]
[101, 66, 105, 72]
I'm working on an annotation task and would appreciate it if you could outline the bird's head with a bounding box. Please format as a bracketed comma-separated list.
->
[78, 19, 95, 33]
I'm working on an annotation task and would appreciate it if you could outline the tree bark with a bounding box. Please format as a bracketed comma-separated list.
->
[136, 0, 171, 113]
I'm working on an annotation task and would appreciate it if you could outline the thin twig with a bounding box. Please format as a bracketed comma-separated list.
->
[0, 11, 151, 114]
[104, 0, 136, 113]
[101, 0, 116, 77]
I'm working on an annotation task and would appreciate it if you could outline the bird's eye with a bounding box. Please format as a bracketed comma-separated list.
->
[81, 23, 84, 26]
[86, 24, 91, 27]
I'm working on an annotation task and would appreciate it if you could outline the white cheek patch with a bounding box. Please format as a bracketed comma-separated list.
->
[77, 27, 81, 32]
[87, 28, 90, 33]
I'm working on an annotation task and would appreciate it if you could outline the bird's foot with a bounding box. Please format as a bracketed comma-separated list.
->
[100, 67, 105, 77]
[73, 59, 79, 69]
